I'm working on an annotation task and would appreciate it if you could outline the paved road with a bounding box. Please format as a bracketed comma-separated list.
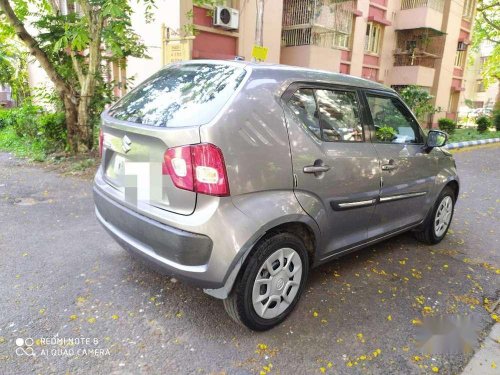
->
[0, 146, 499, 374]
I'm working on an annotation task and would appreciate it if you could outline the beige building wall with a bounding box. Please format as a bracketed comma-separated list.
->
[431, 0, 465, 122]
[127, 0, 181, 85]
[463, 44, 499, 110]
[280, 45, 341, 71]
[350, 0, 370, 77]
[378, 0, 398, 84]
[238, 0, 283, 63]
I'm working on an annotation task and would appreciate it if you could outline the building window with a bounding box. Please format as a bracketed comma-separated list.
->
[454, 50, 466, 67]
[365, 22, 382, 54]
[454, 42, 468, 67]
[476, 80, 485, 92]
[281, 0, 356, 50]
[462, 0, 474, 19]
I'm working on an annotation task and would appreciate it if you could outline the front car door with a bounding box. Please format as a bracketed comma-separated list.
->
[362, 90, 439, 238]
[282, 84, 380, 261]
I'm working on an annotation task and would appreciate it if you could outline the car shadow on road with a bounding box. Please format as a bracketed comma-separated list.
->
[114, 229, 463, 339]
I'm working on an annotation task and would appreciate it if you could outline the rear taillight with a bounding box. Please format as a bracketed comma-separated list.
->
[98, 128, 104, 157]
[163, 143, 230, 197]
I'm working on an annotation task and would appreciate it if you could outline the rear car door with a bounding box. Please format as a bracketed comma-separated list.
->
[283, 84, 380, 260]
[362, 90, 439, 237]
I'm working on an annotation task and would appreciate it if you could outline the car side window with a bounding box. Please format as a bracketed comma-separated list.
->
[315, 89, 363, 142]
[366, 94, 423, 144]
[287, 89, 321, 140]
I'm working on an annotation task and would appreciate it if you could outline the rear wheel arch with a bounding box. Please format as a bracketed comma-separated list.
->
[257, 222, 317, 267]
[236, 221, 317, 277]
[223, 228, 311, 330]
[204, 219, 318, 300]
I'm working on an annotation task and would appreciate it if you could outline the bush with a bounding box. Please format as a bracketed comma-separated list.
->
[476, 116, 491, 133]
[0, 103, 67, 156]
[37, 112, 66, 152]
[0, 108, 18, 129]
[376, 126, 398, 142]
[493, 110, 500, 132]
[6, 103, 43, 138]
[438, 118, 457, 134]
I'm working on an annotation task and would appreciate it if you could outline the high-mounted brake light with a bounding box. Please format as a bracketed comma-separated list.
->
[163, 143, 230, 197]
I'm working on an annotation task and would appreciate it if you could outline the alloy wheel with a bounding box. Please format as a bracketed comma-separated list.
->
[434, 196, 453, 237]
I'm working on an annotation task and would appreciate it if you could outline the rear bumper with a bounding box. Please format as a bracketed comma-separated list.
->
[93, 187, 219, 287]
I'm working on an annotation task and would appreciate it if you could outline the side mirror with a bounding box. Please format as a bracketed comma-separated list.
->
[425, 130, 447, 150]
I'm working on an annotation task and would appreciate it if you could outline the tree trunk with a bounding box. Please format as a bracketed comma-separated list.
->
[0, 0, 84, 153]
[62, 95, 80, 152]
[77, 96, 92, 151]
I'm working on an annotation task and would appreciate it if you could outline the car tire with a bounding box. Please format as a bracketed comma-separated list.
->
[223, 232, 309, 331]
[414, 187, 455, 245]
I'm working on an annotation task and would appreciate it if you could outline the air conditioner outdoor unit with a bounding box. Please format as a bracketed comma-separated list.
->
[213, 6, 239, 30]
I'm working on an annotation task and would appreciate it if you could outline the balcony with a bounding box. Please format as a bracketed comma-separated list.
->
[280, 44, 342, 71]
[387, 65, 435, 87]
[393, 28, 444, 67]
[281, 0, 357, 50]
[396, 0, 444, 31]
[389, 28, 444, 87]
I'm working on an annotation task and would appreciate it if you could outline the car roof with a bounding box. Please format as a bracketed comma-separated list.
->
[176, 59, 394, 93]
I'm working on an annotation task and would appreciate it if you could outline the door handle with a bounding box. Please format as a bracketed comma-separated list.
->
[381, 164, 397, 171]
[381, 159, 397, 171]
[303, 165, 331, 173]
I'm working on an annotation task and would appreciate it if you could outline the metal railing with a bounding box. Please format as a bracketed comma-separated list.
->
[282, 0, 356, 49]
[393, 54, 437, 68]
[400, 0, 445, 12]
[393, 28, 444, 68]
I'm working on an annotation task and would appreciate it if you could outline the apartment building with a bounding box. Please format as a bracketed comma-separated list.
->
[463, 42, 499, 111]
[118, 0, 476, 126]
[26, 0, 477, 125]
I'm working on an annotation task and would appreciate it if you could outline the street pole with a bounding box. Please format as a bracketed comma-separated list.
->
[253, 0, 265, 61]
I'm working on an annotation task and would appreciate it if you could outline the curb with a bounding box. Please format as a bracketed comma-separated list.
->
[445, 138, 500, 150]
[461, 323, 499, 374]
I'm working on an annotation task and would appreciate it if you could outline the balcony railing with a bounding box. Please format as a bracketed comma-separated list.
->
[282, 0, 356, 50]
[400, 0, 445, 12]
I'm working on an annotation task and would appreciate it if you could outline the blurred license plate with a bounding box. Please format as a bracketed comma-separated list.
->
[113, 154, 126, 176]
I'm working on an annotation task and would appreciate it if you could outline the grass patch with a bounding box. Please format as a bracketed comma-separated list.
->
[448, 128, 500, 143]
[70, 158, 96, 172]
[0, 126, 46, 161]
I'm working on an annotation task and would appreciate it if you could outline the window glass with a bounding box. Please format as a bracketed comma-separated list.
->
[287, 89, 321, 140]
[365, 22, 382, 54]
[109, 64, 246, 127]
[315, 90, 363, 142]
[366, 95, 422, 144]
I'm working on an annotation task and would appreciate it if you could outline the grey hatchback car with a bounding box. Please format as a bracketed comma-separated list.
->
[94, 60, 459, 331]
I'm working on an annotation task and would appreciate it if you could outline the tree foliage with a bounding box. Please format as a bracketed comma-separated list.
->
[0, 11, 30, 104]
[0, 0, 154, 153]
[472, 0, 500, 89]
[399, 85, 438, 122]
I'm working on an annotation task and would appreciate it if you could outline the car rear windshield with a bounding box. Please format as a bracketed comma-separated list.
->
[108, 63, 247, 127]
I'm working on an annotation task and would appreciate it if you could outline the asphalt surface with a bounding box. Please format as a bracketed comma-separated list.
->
[0, 145, 499, 375]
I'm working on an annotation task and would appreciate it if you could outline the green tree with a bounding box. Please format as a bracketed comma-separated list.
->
[399, 85, 437, 127]
[472, 0, 500, 109]
[0, 39, 30, 104]
[0, 0, 153, 153]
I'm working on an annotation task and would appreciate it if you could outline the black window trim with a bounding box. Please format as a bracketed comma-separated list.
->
[361, 89, 426, 145]
[281, 81, 371, 144]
